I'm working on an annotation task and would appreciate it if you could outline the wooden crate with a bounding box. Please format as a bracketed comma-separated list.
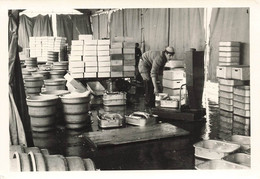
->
[231, 66, 250, 80]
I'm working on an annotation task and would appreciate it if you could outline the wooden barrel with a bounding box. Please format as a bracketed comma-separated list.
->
[25, 57, 37, 68]
[9, 145, 25, 159]
[52, 61, 69, 70]
[32, 131, 58, 152]
[61, 93, 91, 129]
[83, 158, 96, 171]
[66, 157, 85, 171]
[47, 51, 59, 63]
[49, 70, 66, 79]
[44, 79, 67, 91]
[24, 76, 43, 88]
[44, 155, 68, 171]
[13, 152, 32, 171]
[28, 151, 47, 171]
[31, 71, 50, 80]
[26, 95, 58, 132]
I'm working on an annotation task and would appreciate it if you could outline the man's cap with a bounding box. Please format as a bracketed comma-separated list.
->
[165, 46, 175, 54]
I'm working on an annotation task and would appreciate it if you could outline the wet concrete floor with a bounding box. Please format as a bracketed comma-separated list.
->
[31, 87, 220, 170]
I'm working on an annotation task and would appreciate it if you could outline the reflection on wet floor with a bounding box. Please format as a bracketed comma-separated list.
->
[31, 90, 222, 170]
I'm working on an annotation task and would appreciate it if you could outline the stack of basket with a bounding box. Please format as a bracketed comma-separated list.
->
[10, 145, 96, 171]
[216, 41, 250, 139]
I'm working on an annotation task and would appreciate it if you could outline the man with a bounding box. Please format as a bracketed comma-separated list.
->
[138, 46, 175, 107]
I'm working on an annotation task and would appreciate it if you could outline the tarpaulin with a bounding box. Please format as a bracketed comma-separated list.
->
[33, 14, 53, 37]
[143, 8, 169, 51]
[123, 9, 142, 44]
[9, 10, 33, 146]
[169, 8, 205, 60]
[56, 14, 92, 45]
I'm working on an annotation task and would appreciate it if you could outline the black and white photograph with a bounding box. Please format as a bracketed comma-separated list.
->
[1, 0, 260, 178]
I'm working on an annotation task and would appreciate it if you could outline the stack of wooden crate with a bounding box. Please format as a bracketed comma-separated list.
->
[69, 40, 85, 78]
[162, 60, 186, 102]
[111, 36, 136, 78]
[216, 41, 250, 139]
[97, 40, 110, 78]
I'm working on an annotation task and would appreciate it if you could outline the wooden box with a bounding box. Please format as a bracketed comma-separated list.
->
[98, 45, 109, 51]
[83, 72, 97, 78]
[69, 61, 84, 68]
[231, 66, 250, 80]
[84, 40, 98, 45]
[98, 61, 110, 67]
[162, 79, 185, 89]
[83, 56, 97, 62]
[98, 66, 111, 72]
[123, 66, 135, 71]
[219, 46, 240, 52]
[219, 90, 233, 99]
[83, 50, 97, 56]
[233, 94, 250, 103]
[123, 71, 135, 77]
[84, 61, 98, 67]
[111, 72, 123, 77]
[163, 69, 185, 80]
[234, 86, 250, 97]
[219, 84, 234, 92]
[216, 66, 233, 79]
[219, 41, 240, 47]
[97, 40, 110, 45]
[111, 60, 123, 66]
[98, 56, 110, 62]
[123, 48, 135, 54]
[85, 66, 98, 73]
[110, 48, 123, 54]
[219, 97, 233, 105]
[233, 115, 250, 125]
[219, 109, 233, 118]
[218, 78, 245, 86]
[97, 51, 110, 56]
[84, 45, 97, 51]
[233, 101, 250, 110]
[233, 107, 250, 118]
[98, 72, 110, 78]
[219, 103, 233, 112]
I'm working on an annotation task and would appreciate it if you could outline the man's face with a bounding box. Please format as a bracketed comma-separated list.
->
[165, 52, 174, 61]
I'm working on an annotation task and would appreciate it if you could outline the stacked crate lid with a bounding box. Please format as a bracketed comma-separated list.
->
[216, 41, 250, 138]
[123, 37, 135, 78]
[110, 37, 124, 78]
[81, 35, 98, 78]
[111, 36, 136, 78]
[69, 39, 84, 78]
[97, 39, 110, 78]
[29, 36, 67, 63]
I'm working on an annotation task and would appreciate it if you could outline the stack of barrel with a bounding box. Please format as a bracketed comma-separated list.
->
[49, 61, 68, 80]
[60, 92, 91, 129]
[24, 76, 44, 96]
[47, 51, 59, 65]
[25, 57, 37, 68]
[26, 95, 59, 132]
[10, 145, 96, 171]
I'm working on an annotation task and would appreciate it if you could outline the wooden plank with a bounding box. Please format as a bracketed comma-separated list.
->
[84, 123, 189, 147]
